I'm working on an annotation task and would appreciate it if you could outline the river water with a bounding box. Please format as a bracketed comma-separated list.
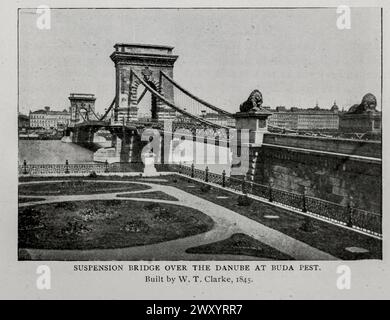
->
[18, 140, 94, 164]
[18, 140, 232, 175]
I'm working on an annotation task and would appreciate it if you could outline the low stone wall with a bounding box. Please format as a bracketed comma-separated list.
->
[263, 133, 381, 158]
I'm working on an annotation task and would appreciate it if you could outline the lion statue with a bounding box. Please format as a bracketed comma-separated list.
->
[239, 90, 263, 112]
[347, 93, 377, 114]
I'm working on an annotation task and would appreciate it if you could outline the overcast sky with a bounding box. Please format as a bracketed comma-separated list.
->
[18, 8, 381, 114]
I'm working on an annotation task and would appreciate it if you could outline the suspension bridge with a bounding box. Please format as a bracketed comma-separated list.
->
[67, 43, 292, 166]
[66, 44, 249, 167]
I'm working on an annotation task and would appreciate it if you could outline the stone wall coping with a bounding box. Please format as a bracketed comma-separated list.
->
[110, 52, 179, 64]
[114, 43, 175, 50]
[234, 110, 273, 118]
[261, 143, 382, 163]
[265, 133, 381, 145]
[68, 96, 96, 101]
[340, 113, 382, 119]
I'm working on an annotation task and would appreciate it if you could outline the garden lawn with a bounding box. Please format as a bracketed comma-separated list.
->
[116, 191, 178, 201]
[19, 199, 214, 250]
[19, 180, 150, 195]
[186, 233, 293, 260]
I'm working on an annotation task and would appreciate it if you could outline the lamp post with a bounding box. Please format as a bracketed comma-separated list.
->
[347, 195, 354, 228]
[268, 177, 274, 202]
[302, 186, 307, 213]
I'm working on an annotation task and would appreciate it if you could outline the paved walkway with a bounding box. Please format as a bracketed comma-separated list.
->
[19, 180, 337, 260]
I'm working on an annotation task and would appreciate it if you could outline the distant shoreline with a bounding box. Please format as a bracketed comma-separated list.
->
[18, 137, 62, 140]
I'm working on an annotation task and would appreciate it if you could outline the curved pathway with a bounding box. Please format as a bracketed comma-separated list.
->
[19, 180, 337, 260]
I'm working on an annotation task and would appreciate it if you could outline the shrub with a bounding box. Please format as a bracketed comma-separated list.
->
[144, 203, 160, 211]
[200, 184, 211, 193]
[89, 171, 98, 178]
[300, 216, 316, 232]
[237, 194, 252, 206]
[61, 219, 91, 236]
[121, 220, 150, 233]
[158, 207, 169, 215]
[153, 208, 177, 223]
[54, 202, 75, 210]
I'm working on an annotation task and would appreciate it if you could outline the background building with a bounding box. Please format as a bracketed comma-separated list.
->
[268, 102, 340, 131]
[29, 107, 71, 129]
[18, 113, 29, 129]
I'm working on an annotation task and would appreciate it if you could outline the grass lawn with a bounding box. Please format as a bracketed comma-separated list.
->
[18, 197, 46, 203]
[186, 233, 293, 260]
[116, 191, 178, 201]
[19, 180, 150, 196]
[18, 199, 214, 250]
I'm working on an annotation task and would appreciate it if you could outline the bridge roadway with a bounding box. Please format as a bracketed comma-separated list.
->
[70, 119, 232, 150]
[69, 119, 234, 166]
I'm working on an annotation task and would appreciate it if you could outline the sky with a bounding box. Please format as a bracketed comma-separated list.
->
[18, 8, 382, 115]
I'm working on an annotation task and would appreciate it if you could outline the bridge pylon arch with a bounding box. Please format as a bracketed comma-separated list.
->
[130, 74, 161, 121]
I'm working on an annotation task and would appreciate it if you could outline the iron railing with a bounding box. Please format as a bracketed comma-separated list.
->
[175, 163, 382, 237]
[19, 160, 177, 175]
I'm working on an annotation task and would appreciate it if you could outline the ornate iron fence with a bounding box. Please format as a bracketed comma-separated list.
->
[208, 172, 223, 185]
[224, 176, 243, 192]
[108, 162, 143, 173]
[271, 187, 303, 210]
[249, 182, 269, 200]
[20, 161, 146, 175]
[177, 164, 381, 236]
[306, 197, 348, 224]
[352, 208, 382, 235]
[193, 168, 205, 180]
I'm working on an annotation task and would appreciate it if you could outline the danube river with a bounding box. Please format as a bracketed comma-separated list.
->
[18, 140, 94, 164]
[18, 139, 232, 175]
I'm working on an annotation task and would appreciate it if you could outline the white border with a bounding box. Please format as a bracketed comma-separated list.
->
[0, 0, 388, 300]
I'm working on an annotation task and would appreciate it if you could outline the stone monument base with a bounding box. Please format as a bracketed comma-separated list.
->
[142, 153, 158, 177]
[234, 110, 272, 145]
[231, 109, 272, 177]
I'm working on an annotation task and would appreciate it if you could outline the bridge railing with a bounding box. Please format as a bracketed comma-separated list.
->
[19, 162, 106, 175]
[175, 163, 382, 237]
[18, 161, 177, 175]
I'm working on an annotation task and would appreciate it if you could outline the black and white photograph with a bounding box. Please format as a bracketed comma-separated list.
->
[2, 0, 390, 301]
[16, 6, 382, 262]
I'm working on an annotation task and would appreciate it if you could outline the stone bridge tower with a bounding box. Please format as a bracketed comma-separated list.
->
[69, 93, 96, 126]
[110, 43, 178, 123]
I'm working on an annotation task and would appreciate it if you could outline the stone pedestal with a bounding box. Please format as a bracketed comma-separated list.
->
[142, 152, 158, 177]
[231, 110, 272, 178]
[234, 110, 272, 145]
[339, 112, 382, 134]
